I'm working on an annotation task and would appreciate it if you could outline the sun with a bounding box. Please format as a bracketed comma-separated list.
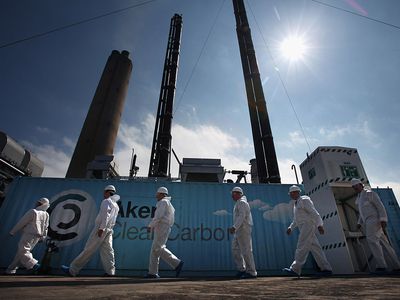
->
[280, 35, 308, 61]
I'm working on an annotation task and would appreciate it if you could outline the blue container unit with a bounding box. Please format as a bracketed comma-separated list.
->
[374, 188, 400, 258]
[0, 177, 316, 276]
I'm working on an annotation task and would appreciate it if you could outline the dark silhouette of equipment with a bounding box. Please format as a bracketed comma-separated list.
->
[148, 14, 183, 178]
[39, 238, 59, 274]
[230, 170, 248, 183]
[233, 0, 281, 183]
[172, 148, 182, 168]
[129, 148, 139, 178]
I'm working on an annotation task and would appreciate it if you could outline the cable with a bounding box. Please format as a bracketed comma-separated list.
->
[173, 0, 227, 115]
[0, 0, 158, 50]
[310, 0, 400, 31]
[246, 0, 312, 152]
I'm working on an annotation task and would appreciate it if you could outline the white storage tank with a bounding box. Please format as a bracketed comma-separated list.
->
[0, 131, 25, 167]
[0, 131, 44, 176]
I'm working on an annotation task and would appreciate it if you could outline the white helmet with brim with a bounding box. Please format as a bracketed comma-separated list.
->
[157, 187, 168, 194]
[351, 178, 362, 186]
[231, 187, 243, 194]
[288, 185, 301, 194]
[104, 185, 116, 192]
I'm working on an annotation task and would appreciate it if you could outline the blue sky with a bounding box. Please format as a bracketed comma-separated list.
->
[1, 0, 400, 199]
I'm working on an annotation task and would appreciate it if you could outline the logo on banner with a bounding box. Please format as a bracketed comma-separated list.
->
[48, 190, 97, 247]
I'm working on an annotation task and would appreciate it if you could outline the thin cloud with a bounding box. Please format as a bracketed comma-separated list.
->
[358, 120, 378, 142]
[21, 141, 70, 178]
[62, 137, 75, 150]
[273, 6, 281, 21]
[319, 126, 351, 140]
[261, 76, 270, 86]
[36, 126, 51, 134]
[319, 120, 379, 144]
[278, 131, 317, 149]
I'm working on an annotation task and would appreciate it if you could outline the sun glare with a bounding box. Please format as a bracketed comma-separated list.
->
[280, 35, 307, 61]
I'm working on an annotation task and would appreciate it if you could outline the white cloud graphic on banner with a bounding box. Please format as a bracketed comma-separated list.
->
[262, 202, 293, 223]
[213, 209, 230, 216]
[248, 199, 271, 211]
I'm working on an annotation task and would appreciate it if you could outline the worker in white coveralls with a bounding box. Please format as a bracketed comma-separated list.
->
[352, 178, 400, 273]
[229, 187, 257, 279]
[145, 186, 184, 278]
[61, 185, 120, 276]
[283, 185, 332, 276]
[6, 197, 50, 274]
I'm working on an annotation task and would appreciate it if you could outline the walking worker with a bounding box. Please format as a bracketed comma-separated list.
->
[229, 186, 257, 279]
[352, 178, 400, 273]
[62, 185, 120, 276]
[283, 185, 332, 276]
[145, 186, 183, 278]
[6, 197, 50, 274]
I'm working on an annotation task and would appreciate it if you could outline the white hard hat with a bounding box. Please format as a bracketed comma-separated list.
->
[288, 185, 301, 194]
[104, 185, 116, 192]
[38, 197, 49, 205]
[37, 197, 50, 210]
[157, 187, 168, 194]
[351, 178, 362, 186]
[231, 187, 243, 194]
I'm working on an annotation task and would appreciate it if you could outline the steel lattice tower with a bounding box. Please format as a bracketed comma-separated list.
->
[148, 14, 183, 178]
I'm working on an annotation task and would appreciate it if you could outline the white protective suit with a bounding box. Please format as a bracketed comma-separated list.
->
[148, 196, 181, 275]
[232, 195, 257, 276]
[6, 202, 50, 274]
[356, 188, 400, 270]
[69, 195, 120, 276]
[288, 196, 332, 274]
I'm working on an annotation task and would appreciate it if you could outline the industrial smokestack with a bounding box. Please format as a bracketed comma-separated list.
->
[233, 0, 281, 183]
[66, 50, 132, 178]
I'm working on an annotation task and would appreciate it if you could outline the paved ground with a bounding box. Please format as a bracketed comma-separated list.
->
[0, 275, 399, 299]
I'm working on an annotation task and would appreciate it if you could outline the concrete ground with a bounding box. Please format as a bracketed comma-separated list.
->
[0, 275, 399, 299]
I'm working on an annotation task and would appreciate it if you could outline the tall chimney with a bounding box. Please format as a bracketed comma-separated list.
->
[233, 0, 281, 183]
[66, 50, 132, 178]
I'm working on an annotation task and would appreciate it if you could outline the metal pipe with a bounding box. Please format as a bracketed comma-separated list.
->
[291, 164, 299, 184]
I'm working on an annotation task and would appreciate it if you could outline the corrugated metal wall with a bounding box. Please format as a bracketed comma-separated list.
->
[2, 178, 400, 276]
[0, 177, 311, 276]
[374, 188, 400, 257]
